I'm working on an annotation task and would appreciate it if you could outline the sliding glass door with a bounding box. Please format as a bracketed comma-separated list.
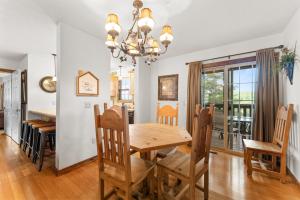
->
[202, 68, 225, 149]
[201, 62, 256, 152]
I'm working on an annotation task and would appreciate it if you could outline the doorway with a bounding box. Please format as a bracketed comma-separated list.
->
[1, 68, 21, 144]
[201, 61, 257, 153]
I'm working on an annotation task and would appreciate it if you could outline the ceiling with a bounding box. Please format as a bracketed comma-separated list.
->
[1, 0, 300, 61]
[0, 0, 56, 61]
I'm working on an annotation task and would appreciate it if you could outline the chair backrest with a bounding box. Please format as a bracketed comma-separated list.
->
[190, 105, 213, 176]
[195, 104, 215, 116]
[272, 104, 293, 153]
[156, 102, 179, 126]
[94, 104, 131, 184]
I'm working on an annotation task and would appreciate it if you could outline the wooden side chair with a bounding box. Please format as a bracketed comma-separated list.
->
[243, 104, 293, 183]
[94, 104, 155, 200]
[157, 105, 213, 200]
[156, 102, 179, 158]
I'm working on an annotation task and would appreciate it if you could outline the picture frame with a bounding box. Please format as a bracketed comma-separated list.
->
[158, 74, 178, 101]
[76, 71, 99, 96]
[21, 70, 27, 104]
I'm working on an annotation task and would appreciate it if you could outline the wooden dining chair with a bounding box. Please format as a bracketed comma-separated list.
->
[157, 105, 213, 200]
[94, 104, 155, 200]
[243, 104, 293, 183]
[156, 102, 179, 158]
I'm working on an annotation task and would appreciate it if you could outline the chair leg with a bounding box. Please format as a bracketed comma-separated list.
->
[189, 180, 196, 200]
[99, 178, 104, 200]
[38, 133, 46, 171]
[157, 167, 163, 200]
[204, 171, 209, 200]
[243, 147, 246, 164]
[125, 188, 132, 200]
[272, 155, 277, 170]
[246, 149, 253, 176]
[280, 155, 287, 183]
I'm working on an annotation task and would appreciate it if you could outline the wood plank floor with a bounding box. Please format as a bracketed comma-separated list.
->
[1, 135, 300, 200]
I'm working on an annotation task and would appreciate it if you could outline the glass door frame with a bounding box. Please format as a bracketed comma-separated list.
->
[202, 61, 256, 155]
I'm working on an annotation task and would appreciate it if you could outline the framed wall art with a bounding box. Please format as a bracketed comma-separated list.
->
[158, 74, 178, 101]
[76, 71, 99, 96]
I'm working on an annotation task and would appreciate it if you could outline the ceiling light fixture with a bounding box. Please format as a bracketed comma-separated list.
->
[104, 0, 174, 66]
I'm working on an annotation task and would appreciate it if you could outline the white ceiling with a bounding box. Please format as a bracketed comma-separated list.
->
[0, 0, 56, 61]
[1, 0, 300, 60]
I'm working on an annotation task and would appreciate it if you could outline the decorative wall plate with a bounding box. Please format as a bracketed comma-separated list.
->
[39, 76, 56, 93]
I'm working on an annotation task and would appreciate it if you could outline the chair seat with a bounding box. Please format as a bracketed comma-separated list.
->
[157, 151, 207, 179]
[39, 126, 56, 134]
[157, 147, 177, 158]
[102, 156, 154, 185]
[243, 139, 282, 154]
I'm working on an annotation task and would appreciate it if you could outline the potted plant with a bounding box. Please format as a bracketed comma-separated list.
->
[279, 45, 297, 85]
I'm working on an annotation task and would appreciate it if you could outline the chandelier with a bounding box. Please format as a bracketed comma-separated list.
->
[104, 0, 174, 65]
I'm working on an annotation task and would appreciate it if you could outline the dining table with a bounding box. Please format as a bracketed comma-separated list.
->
[129, 123, 192, 196]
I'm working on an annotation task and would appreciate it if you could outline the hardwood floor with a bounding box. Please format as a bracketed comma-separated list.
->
[1, 134, 300, 200]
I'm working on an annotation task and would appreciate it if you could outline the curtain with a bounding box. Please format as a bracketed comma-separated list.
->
[186, 62, 202, 135]
[0, 83, 3, 110]
[253, 48, 279, 142]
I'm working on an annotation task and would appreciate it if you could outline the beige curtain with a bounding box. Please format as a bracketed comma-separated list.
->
[186, 62, 202, 135]
[253, 48, 279, 142]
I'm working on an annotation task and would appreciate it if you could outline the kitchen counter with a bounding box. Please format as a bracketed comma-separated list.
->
[29, 109, 56, 119]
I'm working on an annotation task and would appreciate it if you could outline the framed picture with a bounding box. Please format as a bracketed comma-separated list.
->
[21, 70, 27, 104]
[158, 74, 178, 101]
[76, 71, 99, 96]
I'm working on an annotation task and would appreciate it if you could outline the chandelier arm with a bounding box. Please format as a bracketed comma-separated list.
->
[111, 48, 122, 58]
[125, 9, 140, 41]
[159, 45, 169, 55]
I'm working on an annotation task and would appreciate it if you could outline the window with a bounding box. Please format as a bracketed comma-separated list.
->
[118, 78, 132, 101]
[201, 62, 257, 152]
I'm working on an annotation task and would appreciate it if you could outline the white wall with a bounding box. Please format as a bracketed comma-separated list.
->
[27, 54, 56, 112]
[134, 59, 151, 123]
[56, 23, 110, 170]
[282, 8, 300, 182]
[0, 57, 19, 69]
[150, 34, 284, 128]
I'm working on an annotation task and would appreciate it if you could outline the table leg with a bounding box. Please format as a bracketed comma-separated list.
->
[140, 151, 157, 199]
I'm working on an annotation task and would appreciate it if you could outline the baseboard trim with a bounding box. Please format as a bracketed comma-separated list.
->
[55, 156, 97, 176]
[287, 167, 300, 187]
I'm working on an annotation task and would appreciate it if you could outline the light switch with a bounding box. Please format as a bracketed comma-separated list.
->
[84, 102, 91, 109]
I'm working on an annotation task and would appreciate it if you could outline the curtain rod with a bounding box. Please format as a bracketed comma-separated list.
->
[185, 45, 284, 65]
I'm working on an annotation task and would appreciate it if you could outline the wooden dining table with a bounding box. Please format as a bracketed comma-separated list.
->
[129, 123, 192, 158]
[129, 123, 192, 196]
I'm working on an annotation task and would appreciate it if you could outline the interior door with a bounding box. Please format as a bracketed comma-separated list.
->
[3, 75, 12, 137]
[11, 70, 21, 143]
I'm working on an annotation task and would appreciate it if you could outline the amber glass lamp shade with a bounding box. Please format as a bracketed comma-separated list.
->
[138, 8, 155, 33]
[160, 25, 173, 46]
[105, 13, 121, 38]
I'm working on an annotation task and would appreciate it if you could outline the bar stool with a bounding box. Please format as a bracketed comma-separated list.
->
[22, 120, 46, 151]
[28, 122, 55, 159]
[34, 126, 56, 171]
